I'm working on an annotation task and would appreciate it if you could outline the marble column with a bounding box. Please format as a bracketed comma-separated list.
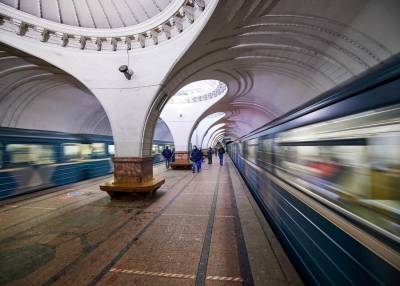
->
[113, 157, 153, 184]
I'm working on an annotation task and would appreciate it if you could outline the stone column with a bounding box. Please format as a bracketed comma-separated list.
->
[113, 157, 153, 184]
[93, 86, 164, 196]
[100, 157, 164, 195]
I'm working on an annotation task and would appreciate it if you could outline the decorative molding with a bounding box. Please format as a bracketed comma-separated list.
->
[0, 0, 206, 51]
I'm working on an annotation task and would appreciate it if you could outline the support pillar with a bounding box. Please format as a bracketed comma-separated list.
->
[100, 157, 164, 196]
[93, 86, 166, 197]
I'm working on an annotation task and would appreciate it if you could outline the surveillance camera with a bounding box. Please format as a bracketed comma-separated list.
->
[119, 65, 134, 80]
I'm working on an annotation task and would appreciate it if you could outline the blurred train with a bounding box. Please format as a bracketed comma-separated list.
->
[0, 127, 173, 200]
[228, 58, 400, 285]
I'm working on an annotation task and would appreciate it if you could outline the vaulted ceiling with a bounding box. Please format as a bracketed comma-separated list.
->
[164, 0, 400, 142]
[0, 43, 112, 135]
[0, 0, 399, 146]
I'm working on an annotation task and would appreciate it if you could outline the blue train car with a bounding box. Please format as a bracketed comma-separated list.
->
[0, 128, 114, 199]
[0, 128, 173, 200]
[228, 57, 400, 285]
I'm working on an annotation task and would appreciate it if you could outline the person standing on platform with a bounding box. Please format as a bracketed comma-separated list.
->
[218, 146, 225, 166]
[214, 147, 218, 158]
[190, 145, 202, 173]
[207, 147, 213, 164]
[162, 146, 172, 169]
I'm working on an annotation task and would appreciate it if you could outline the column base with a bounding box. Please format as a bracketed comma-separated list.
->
[100, 176, 165, 196]
[99, 156, 165, 197]
[171, 151, 192, 170]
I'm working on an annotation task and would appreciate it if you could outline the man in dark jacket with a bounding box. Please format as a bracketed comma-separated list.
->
[207, 147, 213, 164]
[190, 145, 202, 173]
[162, 146, 172, 169]
[218, 146, 225, 166]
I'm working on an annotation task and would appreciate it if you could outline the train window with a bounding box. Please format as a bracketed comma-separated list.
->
[6, 144, 55, 165]
[108, 145, 115, 155]
[91, 143, 105, 157]
[152, 145, 158, 154]
[368, 134, 400, 200]
[63, 144, 91, 161]
[158, 146, 163, 153]
[80, 144, 92, 159]
[63, 144, 81, 161]
[259, 139, 273, 170]
[247, 145, 257, 164]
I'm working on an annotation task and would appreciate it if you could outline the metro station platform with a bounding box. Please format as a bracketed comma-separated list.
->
[0, 159, 302, 286]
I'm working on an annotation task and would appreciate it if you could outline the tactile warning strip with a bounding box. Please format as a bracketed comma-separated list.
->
[206, 276, 243, 282]
[110, 268, 195, 279]
[110, 268, 243, 282]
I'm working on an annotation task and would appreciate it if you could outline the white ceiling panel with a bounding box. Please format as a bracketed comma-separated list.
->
[73, 0, 96, 28]
[99, 0, 124, 28]
[138, 0, 159, 16]
[113, 0, 139, 26]
[20, 0, 40, 17]
[58, 0, 79, 27]
[40, 0, 61, 23]
[86, 0, 110, 29]
[125, 0, 149, 23]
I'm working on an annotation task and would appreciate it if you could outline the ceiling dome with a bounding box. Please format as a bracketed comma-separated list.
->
[170, 80, 227, 104]
[175, 80, 220, 97]
[0, 0, 175, 29]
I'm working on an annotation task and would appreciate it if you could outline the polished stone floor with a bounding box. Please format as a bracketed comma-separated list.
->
[0, 159, 302, 286]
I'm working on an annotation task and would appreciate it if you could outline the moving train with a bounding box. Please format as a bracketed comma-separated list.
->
[228, 57, 400, 285]
[0, 127, 173, 200]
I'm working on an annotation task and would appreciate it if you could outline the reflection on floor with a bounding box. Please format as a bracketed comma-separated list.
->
[0, 160, 302, 286]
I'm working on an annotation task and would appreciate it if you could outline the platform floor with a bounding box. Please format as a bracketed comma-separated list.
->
[0, 159, 302, 286]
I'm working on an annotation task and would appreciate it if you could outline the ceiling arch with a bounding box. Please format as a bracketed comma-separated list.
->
[160, 0, 400, 143]
[190, 111, 225, 148]
[202, 122, 225, 148]
[0, 43, 112, 135]
[210, 129, 225, 147]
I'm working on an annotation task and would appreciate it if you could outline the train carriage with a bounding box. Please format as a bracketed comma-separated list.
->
[0, 128, 173, 200]
[228, 58, 400, 285]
